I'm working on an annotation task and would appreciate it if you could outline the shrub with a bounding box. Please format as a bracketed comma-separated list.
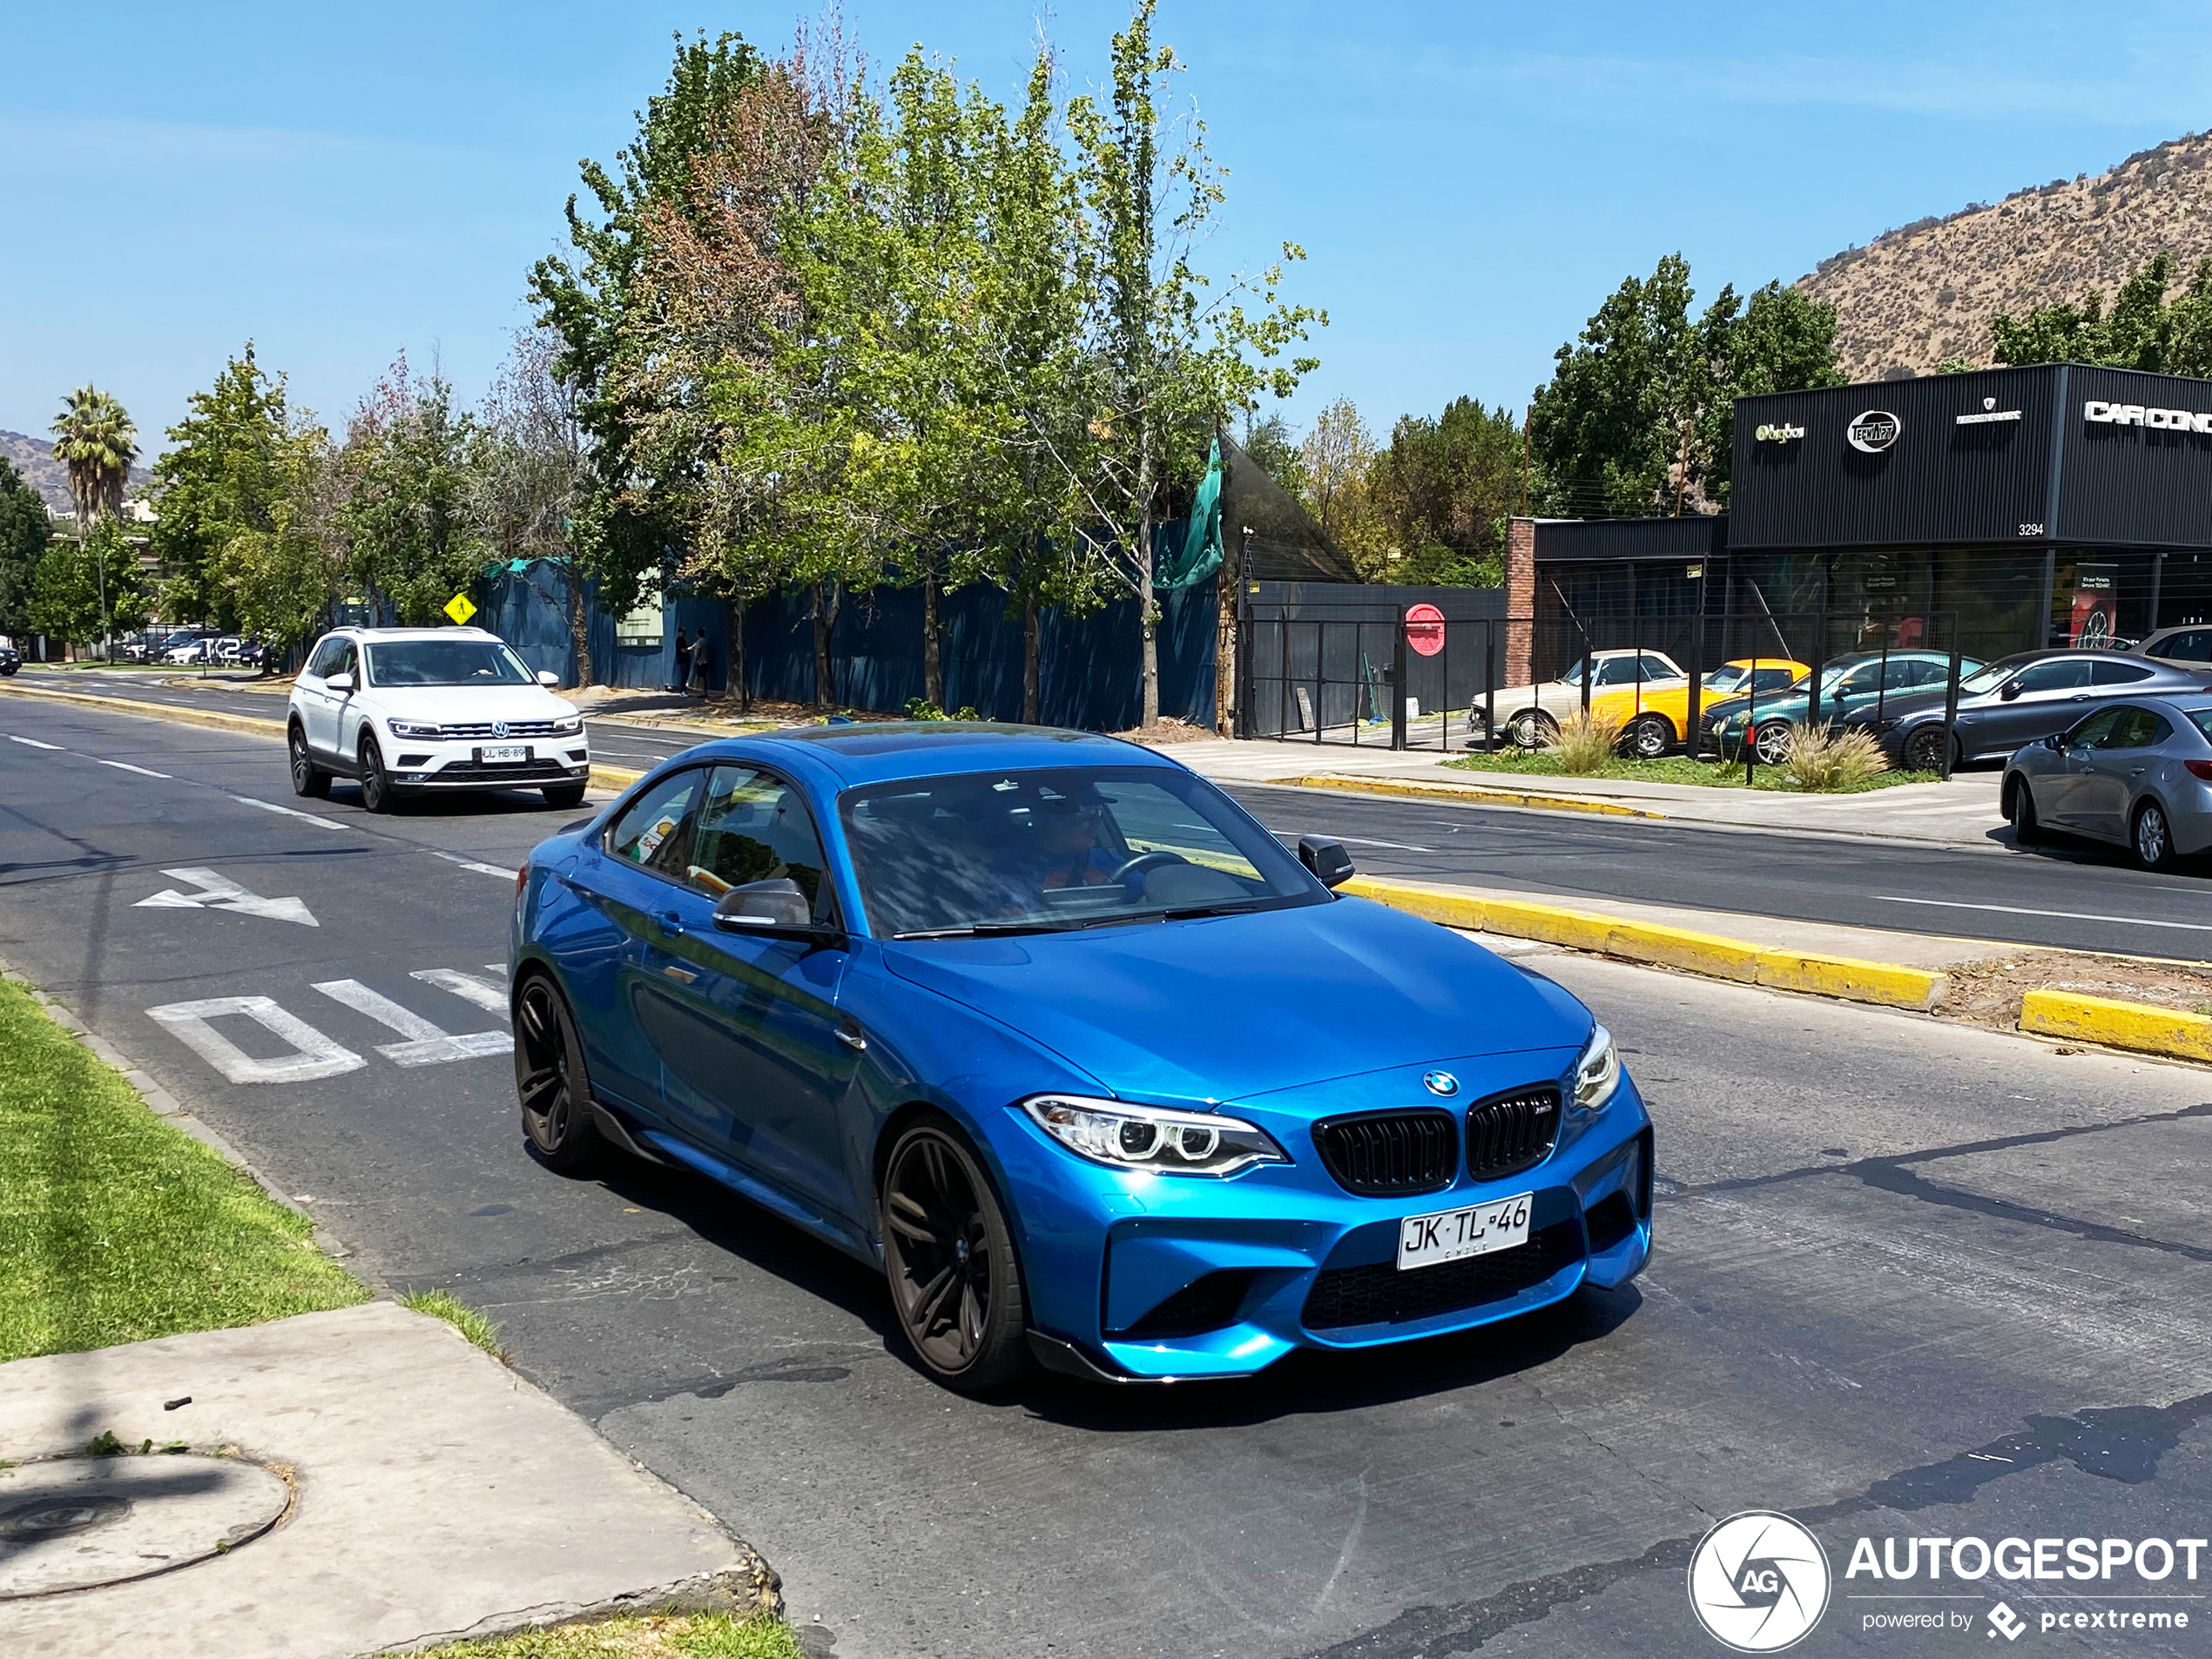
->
[1548, 705, 1626, 774]
[1778, 723, 1888, 792]
[903, 698, 981, 721]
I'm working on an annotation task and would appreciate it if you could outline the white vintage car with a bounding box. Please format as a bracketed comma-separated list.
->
[1494, 650, 1687, 750]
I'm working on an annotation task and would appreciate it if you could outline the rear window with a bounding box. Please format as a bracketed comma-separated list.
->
[2187, 710, 2212, 745]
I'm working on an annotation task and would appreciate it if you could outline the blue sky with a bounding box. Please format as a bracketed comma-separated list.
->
[3, 1, 2208, 454]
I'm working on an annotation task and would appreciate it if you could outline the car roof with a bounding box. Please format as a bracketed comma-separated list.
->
[327, 626, 499, 641]
[658, 722, 1179, 790]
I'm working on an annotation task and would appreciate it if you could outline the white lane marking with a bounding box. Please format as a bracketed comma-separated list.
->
[1885, 803, 2001, 818]
[135, 867, 318, 927]
[8, 735, 64, 750]
[230, 795, 347, 831]
[1328, 834, 1436, 852]
[430, 850, 516, 879]
[412, 968, 509, 1013]
[312, 977, 511, 1066]
[483, 961, 507, 976]
[97, 759, 172, 778]
[147, 996, 366, 1083]
[1876, 894, 2212, 933]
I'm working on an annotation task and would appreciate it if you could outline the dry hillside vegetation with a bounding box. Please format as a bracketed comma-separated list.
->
[1798, 132, 2212, 382]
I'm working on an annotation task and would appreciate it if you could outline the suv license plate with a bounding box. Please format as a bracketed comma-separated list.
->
[477, 745, 530, 765]
[1397, 1192, 1531, 1271]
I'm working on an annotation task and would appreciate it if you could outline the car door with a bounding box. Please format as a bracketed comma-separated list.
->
[2074, 706, 2173, 843]
[2036, 707, 2121, 829]
[553, 768, 710, 1117]
[298, 638, 347, 755]
[641, 763, 861, 1225]
[1966, 657, 2094, 756]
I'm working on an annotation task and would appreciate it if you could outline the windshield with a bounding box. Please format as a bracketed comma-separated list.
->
[840, 765, 1327, 939]
[1703, 664, 1753, 693]
[1959, 653, 2033, 697]
[363, 638, 534, 687]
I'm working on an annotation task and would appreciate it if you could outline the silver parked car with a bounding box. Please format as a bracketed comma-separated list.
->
[2002, 697, 2212, 870]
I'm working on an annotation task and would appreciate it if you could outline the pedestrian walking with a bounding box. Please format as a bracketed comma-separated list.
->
[690, 632, 714, 697]
[671, 629, 691, 692]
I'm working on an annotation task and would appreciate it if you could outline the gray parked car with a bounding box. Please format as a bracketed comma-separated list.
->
[2129, 624, 2212, 667]
[2003, 697, 2212, 870]
[1848, 650, 2212, 771]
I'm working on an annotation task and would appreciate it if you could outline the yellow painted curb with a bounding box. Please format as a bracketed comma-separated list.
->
[1340, 874, 1948, 1013]
[0, 680, 286, 738]
[590, 763, 644, 792]
[1285, 774, 1664, 820]
[2019, 988, 2212, 1062]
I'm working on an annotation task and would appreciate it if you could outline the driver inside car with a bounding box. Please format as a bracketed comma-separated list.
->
[1023, 789, 1123, 891]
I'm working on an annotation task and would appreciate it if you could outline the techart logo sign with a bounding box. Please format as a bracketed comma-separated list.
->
[1688, 1511, 1831, 1652]
[1847, 410, 1902, 453]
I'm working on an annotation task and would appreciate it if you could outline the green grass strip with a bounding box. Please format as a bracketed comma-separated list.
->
[401, 1611, 806, 1658]
[0, 976, 365, 1363]
[1443, 752, 1941, 792]
[401, 1288, 510, 1363]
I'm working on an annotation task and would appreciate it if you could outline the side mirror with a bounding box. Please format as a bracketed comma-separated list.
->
[536, 670, 561, 688]
[1999, 680, 2023, 702]
[1298, 834, 1356, 889]
[326, 671, 354, 694]
[711, 877, 836, 941]
[2044, 732, 2066, 751]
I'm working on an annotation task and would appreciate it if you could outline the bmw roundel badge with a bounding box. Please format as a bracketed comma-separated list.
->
[1423, 1071, 1459, 1097]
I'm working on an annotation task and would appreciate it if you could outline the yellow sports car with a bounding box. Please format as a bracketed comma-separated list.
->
[1591, 659, 1811, 759]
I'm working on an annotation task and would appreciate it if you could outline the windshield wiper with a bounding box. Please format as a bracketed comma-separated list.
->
[891, 921, 1082, 940]
[893, 901, 1272, 941]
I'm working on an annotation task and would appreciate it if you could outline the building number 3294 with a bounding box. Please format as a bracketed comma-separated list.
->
[2020, 522, 2047, 536]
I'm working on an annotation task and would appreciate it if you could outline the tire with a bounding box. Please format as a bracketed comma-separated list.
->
[512, 974, 604, 1173]
[1508, 710, 1557, 752]
[2134, 800, 2177, 872]
[358, 735, 396, 814]
[2007, 776, 2042, 845]
[1902, 724, 1953, 774]
[1622, 714, 1673, 760]
[880, 1116, 1034, 1392]
[1751, 721, 1793, 767]
[288, 725, 331, 799]
[542, 782, 588, 809]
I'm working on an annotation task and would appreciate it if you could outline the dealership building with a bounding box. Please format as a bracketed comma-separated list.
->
[1509, 363, 2212, 681]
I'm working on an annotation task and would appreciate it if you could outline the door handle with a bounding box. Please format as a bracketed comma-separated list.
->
[654, 908, 685, 938]
[2070, 693, 2091, 702]
[2130, 767, 2147, 777]
[661, 963, 698, 984]
[834, 1021, 867, 1052]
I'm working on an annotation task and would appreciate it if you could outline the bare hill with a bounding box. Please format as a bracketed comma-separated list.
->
[1797, 132, 2212, 382]
[0, 429, 152, 514]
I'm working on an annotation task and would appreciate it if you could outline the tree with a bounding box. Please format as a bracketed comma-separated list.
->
[0, 458, 46, 638]
[30, 521, 145, 648]
[1692, 281, 1845, 504]
[212, 427, 340, 665]
[1368, 398, 1521, 584]
[1296, 395, 1383, 570]
[1239, 411, 1305, 498]
[1991, 253, 2212, 377]
[337, 355, 485, 624]
[472, 328, 592, 683]
[51, 387, 138, 529]
[151, 345, 300, 628]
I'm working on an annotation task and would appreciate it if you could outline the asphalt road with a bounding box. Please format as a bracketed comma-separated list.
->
[3, 693, 2209, 1658]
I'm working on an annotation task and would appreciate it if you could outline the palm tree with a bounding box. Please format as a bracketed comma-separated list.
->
[50, 388, 139, 658]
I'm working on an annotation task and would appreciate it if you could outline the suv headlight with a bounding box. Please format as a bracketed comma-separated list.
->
[1573, 1023, 1621, 1113]
[387, 719, 444, 739]
[1021, 1094, 1288, 1177]
[551, 715, 583, 736]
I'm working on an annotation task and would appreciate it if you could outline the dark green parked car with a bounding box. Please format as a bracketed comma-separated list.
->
[1700, 650, 1982, 765]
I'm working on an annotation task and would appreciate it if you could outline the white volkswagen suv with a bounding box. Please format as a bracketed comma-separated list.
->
[287, 627, 590, 813]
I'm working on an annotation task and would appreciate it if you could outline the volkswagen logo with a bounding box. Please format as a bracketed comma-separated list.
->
[492, 721, 509, 739]
[1422, 1071, 1459, 1097]
[1688, 1511, 1831, 1652]
[1846, 409, 1901, 453]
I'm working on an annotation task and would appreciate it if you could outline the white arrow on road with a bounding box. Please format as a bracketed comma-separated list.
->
[135, 867, 319, 927]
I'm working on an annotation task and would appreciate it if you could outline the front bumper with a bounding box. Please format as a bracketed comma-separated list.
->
[384, 735, 591, 790]
[995, 1071, 1655, 1382]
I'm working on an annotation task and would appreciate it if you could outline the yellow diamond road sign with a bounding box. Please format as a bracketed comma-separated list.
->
[443, 593, 477, 626]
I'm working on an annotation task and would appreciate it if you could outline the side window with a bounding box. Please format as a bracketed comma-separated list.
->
[331, 643, 358, 682]
[1636, 654, 1677, 682]
[1593, 658, 1635, 688]
[2066, 709, 2123, 749]
[1902, 659, 1951, 687]
[606, 771, 705, 880]
[2014, 658, 2093, 692]
[2091, 659, 2155, 685]
[305, 637, 340, 678]
[1754, 667, 1797, 691]
[2156, 631, 2210, 663]
[687, 765, 832, 916]
[2107, 709, 2173, 749]
[1833, 665, 1878, 696]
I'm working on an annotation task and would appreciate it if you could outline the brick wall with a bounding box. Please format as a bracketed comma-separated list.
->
[1505, 517, 1534, 685]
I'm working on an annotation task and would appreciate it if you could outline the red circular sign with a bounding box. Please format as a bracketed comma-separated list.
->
[1405, 603, 1446, 658]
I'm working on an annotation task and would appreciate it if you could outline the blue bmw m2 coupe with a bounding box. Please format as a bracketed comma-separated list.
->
[509, 724, 1652, 1390]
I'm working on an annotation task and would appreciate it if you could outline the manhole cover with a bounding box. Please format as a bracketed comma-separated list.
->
[0, 1454, 290, 1598]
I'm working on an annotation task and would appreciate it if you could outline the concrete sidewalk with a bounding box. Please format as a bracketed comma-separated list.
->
[1166, 736, 2008, 847]
[0, 1303, 776, 1659]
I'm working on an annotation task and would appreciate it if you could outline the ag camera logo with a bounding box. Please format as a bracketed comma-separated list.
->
[1688, 1511, 1831, 1652]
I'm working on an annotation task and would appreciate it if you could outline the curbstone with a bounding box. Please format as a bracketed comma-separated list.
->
[0, 680, 286, 738]
[1286, 773, 1665, 819]
[1341, 874, 1950, 1013]
[2019, 988, 2212, 1062]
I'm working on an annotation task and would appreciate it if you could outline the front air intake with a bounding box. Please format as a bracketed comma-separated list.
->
[1464, 1087, 1560, 1180]
[1312, 1109, 1457, 1197]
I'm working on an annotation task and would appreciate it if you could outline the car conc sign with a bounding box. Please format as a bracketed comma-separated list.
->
[1847, 410, 1902, 453]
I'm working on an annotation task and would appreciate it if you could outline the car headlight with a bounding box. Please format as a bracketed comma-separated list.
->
[387, 719, 444, 740]
[551, 715, 583, 736]
[1573, 1023, 1621, 1113]
[1021, 1094, 1289, 1177]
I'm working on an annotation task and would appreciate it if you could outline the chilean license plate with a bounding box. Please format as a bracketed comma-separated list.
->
[476, 745, 529, 765]
[1397, 1192, 1531, 1271]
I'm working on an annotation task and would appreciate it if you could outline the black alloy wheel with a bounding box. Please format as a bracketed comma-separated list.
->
[2007, 776, 2041, 845]
[289, 725, 331, 799]
[2134, 799, 2177, 872]
[1622, 714, 1673, 761]
[358, 736, 395, 814]
[880, 1118, 1031, 1391]
[1752, 720, 1793, 767]
[542, 782, 588, 809]
[1903, 724, 1953, 774]
[513, 974, 603, 1171]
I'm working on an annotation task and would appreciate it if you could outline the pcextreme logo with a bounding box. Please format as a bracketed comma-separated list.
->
[1688, 1511, 1831, 1652]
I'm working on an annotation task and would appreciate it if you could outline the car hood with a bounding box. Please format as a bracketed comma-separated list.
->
[879, 894, 1593, 1107]
[363, 685, 577, 722]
